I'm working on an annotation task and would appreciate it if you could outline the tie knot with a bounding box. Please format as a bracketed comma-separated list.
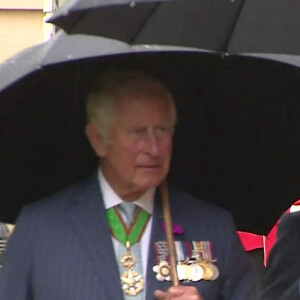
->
[119, 202, 138, 227]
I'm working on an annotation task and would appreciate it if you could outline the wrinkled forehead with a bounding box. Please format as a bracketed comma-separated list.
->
[116, 85, 176, 122]
[117, 92, 170, 111]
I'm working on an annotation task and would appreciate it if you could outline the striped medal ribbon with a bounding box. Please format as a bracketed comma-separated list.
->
[153, 240, 219, 282]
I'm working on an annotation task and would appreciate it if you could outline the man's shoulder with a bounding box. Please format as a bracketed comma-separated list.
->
[280, 210, 300, 231]
[20, 174, 99, 218]
[168, 185, 231, 219]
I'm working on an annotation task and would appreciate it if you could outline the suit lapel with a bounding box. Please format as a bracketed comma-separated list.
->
[65, 175, 123, 300]
[65, 177, 184, 299]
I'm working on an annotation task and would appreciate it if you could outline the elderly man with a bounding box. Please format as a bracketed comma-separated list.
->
[0, 71, 252, 300]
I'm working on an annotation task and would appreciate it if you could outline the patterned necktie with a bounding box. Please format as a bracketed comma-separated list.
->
[117, 203, 144, 300]
[120, 202, 138, 227]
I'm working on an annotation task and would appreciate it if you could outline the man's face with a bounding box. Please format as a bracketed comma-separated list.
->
[96, 90, 174, 201]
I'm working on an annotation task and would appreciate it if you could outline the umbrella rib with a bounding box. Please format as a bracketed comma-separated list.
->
[62, 11, 88, 33]
[223, 0, 247, 53]
[129, 3, 161, 44]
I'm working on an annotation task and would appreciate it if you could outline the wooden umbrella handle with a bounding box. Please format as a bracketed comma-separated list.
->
[160, 180, 179, 286]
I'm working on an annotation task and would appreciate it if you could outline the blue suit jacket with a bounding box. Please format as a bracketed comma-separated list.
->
[0, 174, 252, 300]
[259, 211, 300, 300]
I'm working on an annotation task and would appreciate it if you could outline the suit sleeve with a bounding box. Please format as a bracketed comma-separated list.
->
[259, 211, 300, 300]
[0, 208, 34, 300]
[281, 279, 300, 300]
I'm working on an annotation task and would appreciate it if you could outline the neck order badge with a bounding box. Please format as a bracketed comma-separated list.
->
[107, 205, 150, 296]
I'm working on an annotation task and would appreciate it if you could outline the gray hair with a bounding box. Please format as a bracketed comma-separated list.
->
[86, 70, 177, 142]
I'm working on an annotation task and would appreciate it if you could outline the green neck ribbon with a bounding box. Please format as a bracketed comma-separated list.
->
[106, 206, 150, 246]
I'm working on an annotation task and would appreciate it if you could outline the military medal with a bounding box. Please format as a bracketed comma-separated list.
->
[177, 264, 191, 281]
[0, 240, 5, 266]
[153, 261, 171, 281]
[120, 241, 144, 295]
[153, 240, 219, 282]
[198, 261, 219, 281]
[193, 241, 219, 281]
[106, 206, 150, 296]
[190, 264, 204, 281]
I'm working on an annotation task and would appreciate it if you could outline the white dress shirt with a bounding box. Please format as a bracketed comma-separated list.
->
[98, 169, 155, 278]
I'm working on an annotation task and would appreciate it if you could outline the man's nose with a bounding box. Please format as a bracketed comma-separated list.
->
[145, 131, 160, 157]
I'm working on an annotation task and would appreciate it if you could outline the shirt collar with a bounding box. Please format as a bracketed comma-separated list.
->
[98, 168, 155, 215]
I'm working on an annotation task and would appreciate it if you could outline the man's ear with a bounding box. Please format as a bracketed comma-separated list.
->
[85, 123, 107, 157]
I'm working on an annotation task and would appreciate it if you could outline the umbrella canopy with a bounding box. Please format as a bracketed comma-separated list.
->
[49, 0, 300, 55]
[1, 32, 300, 234]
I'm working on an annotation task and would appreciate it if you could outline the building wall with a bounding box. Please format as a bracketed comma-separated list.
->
[0, 0, 55, 63]
[0, 0, 43, 9]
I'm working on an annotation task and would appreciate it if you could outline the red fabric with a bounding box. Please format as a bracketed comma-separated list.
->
[237, 231, 264, 251]
[238, 199, 300, 267]
[263, 222, 278, 266]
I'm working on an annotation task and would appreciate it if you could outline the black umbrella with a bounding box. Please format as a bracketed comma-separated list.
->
[49, 0, 300, 55]
[1, 32, 300, 234]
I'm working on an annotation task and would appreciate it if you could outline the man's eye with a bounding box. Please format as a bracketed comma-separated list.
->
[133, 128, 144, 135]
[158, 127, 167, 132]
[156, 127, 173, 138]
[157, 126, 169, 134]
